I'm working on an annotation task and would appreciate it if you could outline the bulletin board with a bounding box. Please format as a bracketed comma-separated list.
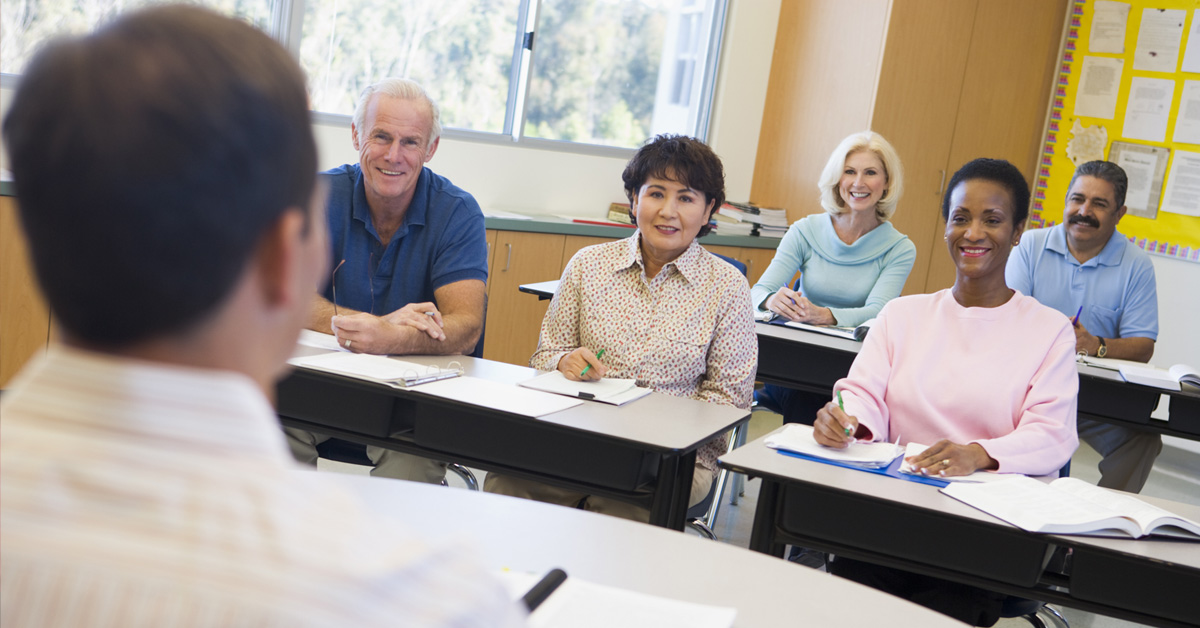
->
[1033, 0, 1200, 263]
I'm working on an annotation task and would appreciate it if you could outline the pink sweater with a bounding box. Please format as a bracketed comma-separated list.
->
[837, 290, 1079, 476]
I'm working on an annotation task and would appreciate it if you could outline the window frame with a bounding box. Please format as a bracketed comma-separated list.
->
[1, 0, 728, 158]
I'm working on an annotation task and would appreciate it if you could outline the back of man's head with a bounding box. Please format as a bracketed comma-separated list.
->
[3, 5, 317, 348]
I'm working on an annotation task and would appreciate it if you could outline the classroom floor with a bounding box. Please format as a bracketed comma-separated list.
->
[318, 410, 1199, 628]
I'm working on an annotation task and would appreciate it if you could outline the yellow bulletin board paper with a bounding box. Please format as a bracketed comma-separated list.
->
[1036, 0, 1200, 263]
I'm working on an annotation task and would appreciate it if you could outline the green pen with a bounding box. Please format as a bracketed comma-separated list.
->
[580, 348, 605, 376]
[837, 390, 851, 436]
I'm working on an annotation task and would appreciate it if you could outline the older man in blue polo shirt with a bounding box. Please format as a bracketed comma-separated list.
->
[285, 78, 488, 484]
[1006, 160, 1160, 492]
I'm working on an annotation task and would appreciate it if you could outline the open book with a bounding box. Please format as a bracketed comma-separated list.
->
[942, 476, 1200, 540]
[1117, 363, 1200, 391]
[288, 351, 462, 388]
[518, 371, 652, 406]
[764, 424, 902, 469]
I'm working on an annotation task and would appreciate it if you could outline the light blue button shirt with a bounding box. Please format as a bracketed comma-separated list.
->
[1005, 225, 1157, 340]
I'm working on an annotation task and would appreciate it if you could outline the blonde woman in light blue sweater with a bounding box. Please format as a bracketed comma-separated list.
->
[753, 131, 916, 425]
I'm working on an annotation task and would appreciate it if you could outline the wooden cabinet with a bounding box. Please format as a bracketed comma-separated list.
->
[0, 196, 51, 388]
[481, 230, 566, 366]
[751, 0, 1067, 295]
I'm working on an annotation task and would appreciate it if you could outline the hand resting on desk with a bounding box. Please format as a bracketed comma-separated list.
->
[814, 402, 999, 477]
[765, 286, 835, 326]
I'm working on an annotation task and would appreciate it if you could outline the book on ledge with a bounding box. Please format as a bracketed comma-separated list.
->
[942, 476, 1200, 540]
[288, 351, 462, 388]
[1116, 363, 1200, 391]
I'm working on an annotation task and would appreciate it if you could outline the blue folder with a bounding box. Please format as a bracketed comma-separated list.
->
[774, 447, 949, 488]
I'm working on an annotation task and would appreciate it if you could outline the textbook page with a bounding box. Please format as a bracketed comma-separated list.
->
[1052, 478, 1200, 539]
[942, 477, 1142, 537]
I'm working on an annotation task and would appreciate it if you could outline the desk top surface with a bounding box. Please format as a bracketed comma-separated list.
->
[323, 472, 966, 628]
[291, 345, 749, 452]
[720, 429, 1200, 568]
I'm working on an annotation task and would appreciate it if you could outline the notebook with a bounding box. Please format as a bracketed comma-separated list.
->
[518, 371, 652, 406]
[288, 351, 462, 388]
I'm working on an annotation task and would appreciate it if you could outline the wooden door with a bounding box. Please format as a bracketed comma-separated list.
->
[870, 0, 978, 295]
[923, 0, 1069, 292]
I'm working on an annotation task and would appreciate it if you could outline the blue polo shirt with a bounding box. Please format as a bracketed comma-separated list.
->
[321, 164, 488, 315]
[1005, 225, 1157, 340]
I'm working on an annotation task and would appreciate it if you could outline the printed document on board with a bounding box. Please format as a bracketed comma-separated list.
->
[1089, 1, 1130, 54]
[1122, 77, 1174, 143]
[1074, 56, 1123, 120]
[1132, 8, 1185, 72]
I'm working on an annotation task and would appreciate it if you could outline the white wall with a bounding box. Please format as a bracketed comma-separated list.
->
[310, 0, 781, 217]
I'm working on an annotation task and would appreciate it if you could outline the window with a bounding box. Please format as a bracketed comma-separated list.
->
[1, 0, 726, 152]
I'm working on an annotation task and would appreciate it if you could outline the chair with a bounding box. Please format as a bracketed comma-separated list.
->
[711, 252, 748, 277]
[995, 461, 1073, 628]
[685, 421, 746, 540]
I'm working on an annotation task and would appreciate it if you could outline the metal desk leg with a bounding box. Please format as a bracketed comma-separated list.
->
[649, 453, 684, 530]
[749, 479, 786, 558]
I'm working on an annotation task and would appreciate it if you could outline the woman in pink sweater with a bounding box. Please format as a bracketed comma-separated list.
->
[812, 158, 1079, 626]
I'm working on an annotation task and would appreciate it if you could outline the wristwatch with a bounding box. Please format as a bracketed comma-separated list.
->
[1097, 337, 1108, 358]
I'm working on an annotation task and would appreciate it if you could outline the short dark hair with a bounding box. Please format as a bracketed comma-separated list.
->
[1069, 160, 1127, 209]
[3, 5, 317, 347]
[622, 134, 725, 238]
[941, 158, 1031, 227]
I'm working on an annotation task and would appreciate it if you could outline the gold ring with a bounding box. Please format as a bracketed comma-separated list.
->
[941, 459, 951, 466]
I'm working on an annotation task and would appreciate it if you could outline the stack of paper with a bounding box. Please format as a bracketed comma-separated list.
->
[764, 424, 902, 469]
[897, 443, 1024, 483]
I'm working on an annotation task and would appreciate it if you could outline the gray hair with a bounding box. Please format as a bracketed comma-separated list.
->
[1070, 160, 1128, 209]
[352, 78, 442, 151]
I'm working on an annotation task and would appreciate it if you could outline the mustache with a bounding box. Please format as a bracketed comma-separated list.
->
[1069, 214, 1100, 228]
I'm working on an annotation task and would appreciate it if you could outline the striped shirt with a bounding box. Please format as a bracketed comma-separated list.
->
[0, 346, 526, 628]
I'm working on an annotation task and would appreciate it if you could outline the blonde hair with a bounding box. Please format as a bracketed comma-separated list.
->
[817, 131, 904, 222]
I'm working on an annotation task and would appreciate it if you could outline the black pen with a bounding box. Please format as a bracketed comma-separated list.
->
[522, 568, 568, 612]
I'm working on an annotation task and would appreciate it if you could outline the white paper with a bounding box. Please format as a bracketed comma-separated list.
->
[413, 375, 583, 417]
[1066, 120, 1110, 166]
[1114, 149, 1158, 213]
[518, 371, 651, 406]
[288, 351, 458, 386]
[763, 424, 903, 468]
[1162, 150, 1200, 217]
[1074, 56, 1124, 120]
[1182, 11, 1200, 73]
[296, 329, 349, 352]
[1089, 1, 1131, 53]
[1133, 8, 1185, 72]
[1122, 77, 1174, 142]
[499, 572, 737, 628]
[1173, 81, 1200, 145]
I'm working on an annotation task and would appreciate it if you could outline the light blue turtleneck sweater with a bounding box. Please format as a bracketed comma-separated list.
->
[750, 213, 916, 327]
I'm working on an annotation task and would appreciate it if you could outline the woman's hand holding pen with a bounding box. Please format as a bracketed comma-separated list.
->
[813, 400, 860, 449]
[766, 287, 835, 325]
[558, 347, 607, 382]
[905, 440, 997, 477]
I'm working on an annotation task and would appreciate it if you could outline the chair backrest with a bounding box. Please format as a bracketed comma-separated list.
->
[712, 253, 748, 277]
